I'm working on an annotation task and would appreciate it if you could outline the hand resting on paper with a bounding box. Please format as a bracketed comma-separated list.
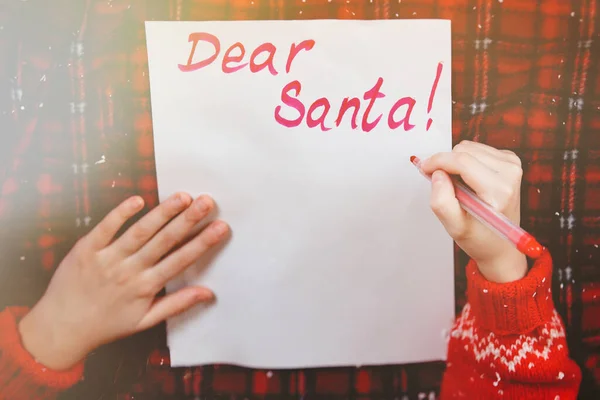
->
[17, 193, 229, 371]
[420, 140, 527, 283]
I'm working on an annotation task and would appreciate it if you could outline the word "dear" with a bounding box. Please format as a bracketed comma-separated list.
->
[178, 33, 442, 133]
[178, 32, 315, 75]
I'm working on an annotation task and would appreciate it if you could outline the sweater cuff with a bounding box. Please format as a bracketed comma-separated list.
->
[466, 248, 555, 335]
[0, 307, 84, 397]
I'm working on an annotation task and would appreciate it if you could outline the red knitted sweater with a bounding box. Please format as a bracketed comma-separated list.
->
[0, 251, 581, 399]
[441, 250, 581, 399]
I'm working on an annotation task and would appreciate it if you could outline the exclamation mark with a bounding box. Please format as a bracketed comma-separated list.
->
[426, 62, 443, 131]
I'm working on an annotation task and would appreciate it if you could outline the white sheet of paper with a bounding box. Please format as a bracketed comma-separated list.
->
[146, 19, 454, 369]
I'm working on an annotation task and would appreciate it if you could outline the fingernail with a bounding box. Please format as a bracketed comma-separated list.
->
[196, 289, 215, 302]
[173, 193, 187, 207]
[132, 196, 144, 209]
[432, 170, 443, 183]
[212, 220, 229, 236]
[195, 196, 211, 212]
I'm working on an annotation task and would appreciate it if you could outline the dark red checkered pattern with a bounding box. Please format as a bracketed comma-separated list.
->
[0, 0, 599, 399]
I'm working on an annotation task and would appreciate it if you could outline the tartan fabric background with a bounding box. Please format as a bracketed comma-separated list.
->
[0, 0, 598, 398]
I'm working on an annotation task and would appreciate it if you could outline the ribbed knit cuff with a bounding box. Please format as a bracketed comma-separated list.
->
[466, 249, 555, 335]
[0, 307, 84, 398]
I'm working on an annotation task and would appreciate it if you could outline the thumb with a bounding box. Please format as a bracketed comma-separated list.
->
[136, 287, 214, 332]
[429, 170, 467, 240]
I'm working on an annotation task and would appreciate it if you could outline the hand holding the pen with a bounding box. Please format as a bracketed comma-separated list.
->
[420, 141, 528, 283]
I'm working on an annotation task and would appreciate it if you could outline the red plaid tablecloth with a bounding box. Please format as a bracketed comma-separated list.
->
[0, 0, 598, 399]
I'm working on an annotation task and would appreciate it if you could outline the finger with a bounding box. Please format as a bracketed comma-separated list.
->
[112, 192, 192, 255]
[136, 195, 214, 265]
[86, 196, 145, 250]
[146, 220, 229, 289]
[136, 286, 214, 331]
[420, 151, 500, 198]
[455, 140, 521, 166]
[454, 140, 498, 155]
[454, 147, 513, 174]
[429, 170, 468, 239]
[500, 149, 522, 166]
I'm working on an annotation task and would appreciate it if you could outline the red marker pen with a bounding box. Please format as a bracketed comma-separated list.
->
[411, 156, 544, 259]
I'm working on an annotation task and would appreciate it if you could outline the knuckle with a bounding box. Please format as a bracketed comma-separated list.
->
[99, 266, 117, 282]
[453, 143, 466, 154]
[502, 149, 516, 157]
[172, 251, 195, 270]
[448, 225, 469, 241]
[73, 242, 96, 265]
[113, 269, 131, 286]
[512, 155, 523, 167]
[420, 154, 437, 171]
[428, 152, 447, 164]
[162, 200, 180, 218]
[90, 250, 106, 268]
[160, 231, 180, 250]
[429, 197, 448, 216]
[507, 163, 523, 179]
[116, 203, 134, 223]
[94, 220, 113, 240]
[497, 183, 515, 201]
[431, 208, 468, 240]
[503, 150, 522, 166]
[131, 224, 151, 243]
[455, 140, 472, 150]
[139, 276, 162, 297]
[455, 151, 472, 166]
[118, 206, 130, 221]
[72, 237, 89, 254]
[138, 284, 158, 298]
[184, 208, 202, 223]
[73, 250, 87, 267]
